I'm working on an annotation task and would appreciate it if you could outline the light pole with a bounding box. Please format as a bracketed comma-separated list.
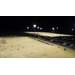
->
[33, 24, 37, 32]
[56, 27, 58, 29]
[72, 28, 74, 31]
[52, 28, 55, 30]
[33, 24, 37, 37]
[72, 28, 74, 34]
[27, 27, 29, 32]
[27, 27, 29, 29]
[56, 27, 58, 32]
[37, 27, 39, 32]
[52, 28, 54, 30]
[40, 27, 42, 32]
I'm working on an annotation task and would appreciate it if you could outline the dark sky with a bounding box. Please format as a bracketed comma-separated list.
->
[0, 16, 75, 34]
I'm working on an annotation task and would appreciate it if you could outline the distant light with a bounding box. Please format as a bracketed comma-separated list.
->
[72, 29, 74, 31]
[52, 28, 55, 30]
[37, 27, 39, 29]
[27, 27, 29, 29]
[33, 24, 36, 28]
[56, 27, 58, 29]
[40, 28, 42, 30]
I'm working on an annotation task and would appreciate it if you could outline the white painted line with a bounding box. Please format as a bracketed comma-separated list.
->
[2, 52, 4, 58]
[19, 54, 22, 58]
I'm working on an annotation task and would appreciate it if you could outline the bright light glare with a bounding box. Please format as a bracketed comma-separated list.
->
[37, 27, 39, 29]
[33, 24, 36, 28]
[27, 27, 29, 29]
[52, 28, 54, 30]
[72, 29, 74, 30]
[57, 27, 58, 29]
[40, 28, 42, 30]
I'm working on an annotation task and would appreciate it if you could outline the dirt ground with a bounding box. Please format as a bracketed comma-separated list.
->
[26, 32, 73, 37]
[0, 35, 75, 58]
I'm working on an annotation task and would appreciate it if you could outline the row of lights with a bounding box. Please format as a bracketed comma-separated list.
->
[27, 24, 42, 30]
[27, 25, 74, 31]
[52, 27, 58, 30]
[52, 27, 74, 31]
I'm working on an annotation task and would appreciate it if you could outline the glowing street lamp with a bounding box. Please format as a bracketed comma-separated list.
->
[72, 28, 74, 34]
[72, 28, 74, 31]
[33, 24, 37, 28]
[52, 28, 55, 30]
[37, 27, 39, 29]
[33, 24, 37, 37]
[56, 27, 58, 29]
[37, 27, 39, 32]
[40, 27, 42, 30]
[33, 24, 37, 32]
[27, 27, 29, 29]
[40, 28, 42, 32]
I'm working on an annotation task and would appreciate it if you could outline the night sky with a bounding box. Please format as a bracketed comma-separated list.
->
[0, 16, 75, 34]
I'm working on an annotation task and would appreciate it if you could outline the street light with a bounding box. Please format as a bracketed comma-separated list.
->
[40, 27, 42, 30]
[52, 28, 55, 33]
[52, 28, 55, 30]
[37, 27, 39, 29]
[72, 28, 74, 34]
[33, 24, 36, 31]
[56, 27, 58, 29]
[33, 24, 37, 28]
[37, 27, 39, 32]
[40, 27, 42, 32]
[27, 27, 29, 29]
[33, 24, 37, 37]
[56, 27, 58, 32]
[72, 28, 74, 31]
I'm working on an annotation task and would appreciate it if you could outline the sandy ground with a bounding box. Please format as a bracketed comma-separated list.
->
[26, 32, 73, 37]
[0, 36, 75, 58]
